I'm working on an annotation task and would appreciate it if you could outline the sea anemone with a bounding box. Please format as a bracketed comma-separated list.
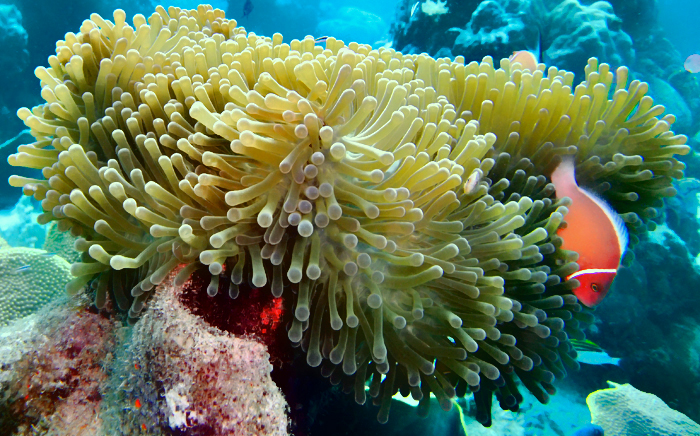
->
[8, 4, 688, 425]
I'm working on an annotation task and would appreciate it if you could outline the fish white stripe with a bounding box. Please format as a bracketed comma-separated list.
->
[567, 268, 618, 280]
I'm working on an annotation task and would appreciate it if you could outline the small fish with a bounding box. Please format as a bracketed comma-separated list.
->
[570, 338, 603, 352]
[410, 1, 420, 17]
[575, 350, 621, 366]
[242, 0, 254, 19]
[463, 170, 482, 195]
[573, 424, 605, 436]
[509, 50, 539, 71]
[314, 36, 329, 43]
[684, 54, 700, 73]
[40, 252, 57, 257]
[571, 339, 621, 366]
[551, 157, 628, 307]
[14, 265, 31, 273]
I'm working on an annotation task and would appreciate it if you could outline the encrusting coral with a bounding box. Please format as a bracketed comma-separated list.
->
[0, 293, 117, 436]
[587, 381, 700, 435]
[0, 246, 73, 326]
[7, 4, 688, 425]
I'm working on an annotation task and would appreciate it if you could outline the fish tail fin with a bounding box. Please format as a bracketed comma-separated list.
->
[550, 155, 576, 191]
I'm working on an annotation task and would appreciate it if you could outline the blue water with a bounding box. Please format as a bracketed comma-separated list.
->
[0, 1, 699, 435]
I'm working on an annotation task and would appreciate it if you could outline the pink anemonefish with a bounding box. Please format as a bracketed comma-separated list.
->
[685, 54, 700, 74]
[551, 157, 628, 307]
[509, 51, 539, 72]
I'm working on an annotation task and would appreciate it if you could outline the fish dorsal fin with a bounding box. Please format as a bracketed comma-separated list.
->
[552, 156, 629, 260]
[570, 339, 603, 352]
[579, 185, 629, 259]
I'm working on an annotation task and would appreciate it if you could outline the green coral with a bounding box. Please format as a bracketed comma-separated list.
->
[0, 247, 73, 326]
[43, 221, 80, 263]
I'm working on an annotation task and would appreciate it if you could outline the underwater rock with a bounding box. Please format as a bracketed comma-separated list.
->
[316, 7, 387, 46]
[644, 76, 692, 136]
[451, 0, 539, 63]
[108, 271, 289, 436]
[587, 382, 700, 435]
[631, 29, 699, 136]
[664, 179, 700, 256]
[590, 225, 700, 424]
[0, 294, 117, 436]
[391, 0, 483, 56]
[0, 5, 29, 79]
[0, 272, 290, 435]
[0, 196, 46, 249]
[605, 0, 657, 39]
[0, 4, 31, 160]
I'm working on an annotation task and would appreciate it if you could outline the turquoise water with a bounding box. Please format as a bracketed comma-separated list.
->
[0, 1, 699, 435]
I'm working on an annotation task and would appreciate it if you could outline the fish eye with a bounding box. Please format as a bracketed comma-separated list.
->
[591, 283, 600, 292]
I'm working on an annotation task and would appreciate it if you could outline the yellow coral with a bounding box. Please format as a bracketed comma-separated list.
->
[587, 382, 700, 435]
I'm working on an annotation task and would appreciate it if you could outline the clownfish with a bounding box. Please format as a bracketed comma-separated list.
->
[551, 157, 628, 307]
[509, 50, 539, 72]
[684, 54, 700, 74]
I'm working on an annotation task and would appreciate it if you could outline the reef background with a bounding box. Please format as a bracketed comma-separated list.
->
[0, 0, 699, 435]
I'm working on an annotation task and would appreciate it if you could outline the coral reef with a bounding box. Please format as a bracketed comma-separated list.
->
[664, 178, 700, 256]
[42, 220, 80, 263]
[450, 0, 538, 64]
[0, 274, 290, 436]
[0, 4, 29, 88]
[587, 381, 700, 435]
[587, 222, 700, 423]
[540, 0, 633, 78]
[391, 0, 700, 139]
[0, 246, 72, 326]
[0, 4, 31, 200]
[635, 35, 700, 137]
[0, 195, 47, 248]
[605, 0, 657, 40]
[6, 4, 688, 426]
[226, 0, 322, 43]
[392, 0, 634, 79]
[422, 0, 450, 16]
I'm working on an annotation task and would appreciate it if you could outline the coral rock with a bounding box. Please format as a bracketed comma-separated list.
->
[587, 381, 700, 436]
[0, 247, 73, 326]
[0, 4, 29, 77]
[111, 272, 289, 436]
[542, 0, 634, 78]
[0, 295, 117, 436]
